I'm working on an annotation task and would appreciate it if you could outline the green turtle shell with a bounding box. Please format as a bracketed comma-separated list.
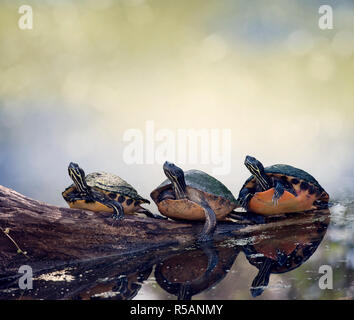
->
[151, 169, 237, 204]
[154, 246, 239, 299]
[243, 164, 324, 191]
[67, 172, 149, 203]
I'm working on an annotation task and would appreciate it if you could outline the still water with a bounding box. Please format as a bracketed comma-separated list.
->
[0, 200, 353, 300]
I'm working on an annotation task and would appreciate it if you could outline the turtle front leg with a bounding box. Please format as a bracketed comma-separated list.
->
[177, 284, 193, 300]
[106, 200, 125, 220]
[112, 275, 129, 295]
[64, 191, 93, 204]
[237, 188, 254, 210]
[272, 181, 285, 206]
[250, 258, 273, 297]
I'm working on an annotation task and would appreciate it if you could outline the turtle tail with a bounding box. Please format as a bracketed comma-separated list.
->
[138, 196, 151, 204]
[136, 207, 167, 220]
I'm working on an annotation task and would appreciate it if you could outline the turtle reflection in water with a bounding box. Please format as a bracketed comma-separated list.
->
[74, 267, 153, 300]
[242, 210, 330, 297]
[154, 244, 240, 300]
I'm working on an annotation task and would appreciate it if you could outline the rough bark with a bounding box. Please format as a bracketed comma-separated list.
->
[0, 185, 331, 299]
[0, 185, 247, 274]
[0, 185, 329, 275]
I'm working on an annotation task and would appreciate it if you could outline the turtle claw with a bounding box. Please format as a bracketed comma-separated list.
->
[272, 182, 285, 207]
[239, 199, 245, 208]
[111, 214, 124, 227]
[272, 195, 279, 207]
[112, 213, 124, 221]
[108, 201, 125, 221]
[237, 198, 247, 210]
[237, 190, 252, 211]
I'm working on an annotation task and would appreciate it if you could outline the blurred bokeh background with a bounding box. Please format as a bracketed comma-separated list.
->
[0, 0, 353, 300]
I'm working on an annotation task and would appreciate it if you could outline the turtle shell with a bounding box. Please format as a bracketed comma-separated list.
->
[74, 267, 153, 300]
[151, 170, 238, 221]
[244, 237, 323, 275]
[151, 169, 237, 204]
[243, 164, 324, 191]
[154, 246, 239, 299]
[240, 164, 329, 214]
[65, 171, 149, 203]
[244, 211, 330, 274]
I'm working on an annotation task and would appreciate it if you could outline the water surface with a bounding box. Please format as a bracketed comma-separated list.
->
[1, 200, 353, 300]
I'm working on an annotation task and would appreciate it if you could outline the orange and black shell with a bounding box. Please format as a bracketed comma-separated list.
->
[244, 240, 321, 274]
[243, 219, 329, 274]
[241, 164, 329, 205]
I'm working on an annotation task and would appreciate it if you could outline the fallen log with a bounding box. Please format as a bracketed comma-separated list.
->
[0, 185, 331, 300]
[0, 185, 248, 274]
[0, 185, 330, 276]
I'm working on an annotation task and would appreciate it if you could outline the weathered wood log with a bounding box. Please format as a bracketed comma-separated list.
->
[0, 185, 330, 276]
[0, 185, 248, 274]
[0, 185, 331, 299]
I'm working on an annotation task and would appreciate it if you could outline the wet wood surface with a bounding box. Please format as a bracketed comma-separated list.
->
[0, 185, 246, 274]
[0, 185, 329, 276]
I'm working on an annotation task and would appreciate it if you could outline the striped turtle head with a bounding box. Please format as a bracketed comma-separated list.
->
[163, 161, 187, 199]
[68, 162, 89, 194]
[245, 156, 265, 174]
[244, 156, 270, 190]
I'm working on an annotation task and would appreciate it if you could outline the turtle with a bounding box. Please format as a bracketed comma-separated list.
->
[243, 209, 330, 297]
[62, 162, 160, 220]
[154, 244, 239, 300]
[76, 267, 153, 300]
[150, 161, 240, 242]
[237, 155, 329, 215]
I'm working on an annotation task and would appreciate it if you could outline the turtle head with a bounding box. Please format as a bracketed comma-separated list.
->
[244, 156, 270, 190]
[244, 156, 264, 174]
[163, 161, 187, 199]
[68, 162, 89, 194]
